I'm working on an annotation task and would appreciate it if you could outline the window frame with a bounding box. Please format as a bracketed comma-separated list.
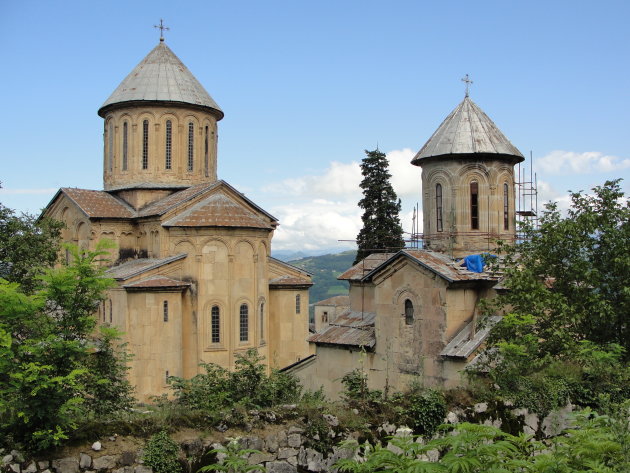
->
[187, 122, 194, 172]
[470, 181, 479, 230]
[142, 119, 149, 169]
[503, 183, 509, 231]
[211, 305, 220, 344]
[239, 303, 249, 343]
[404, 299, 414, 325]
[163, 300, 169, 322]
[122, 121, 128, 171]
[436, 183, 443, 232]
[165, 120, 172, 170]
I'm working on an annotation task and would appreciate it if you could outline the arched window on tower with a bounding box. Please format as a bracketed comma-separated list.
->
[122, 122, 128, 171]
[142, 120, 149, 169]
[204, 126, 209, 177]
[108, 121, 114, 172]
[436, 183, 443, 232]
[211, 305, 220, 343]
[239, 304, 249, 342]
[503, 183, 509, 231]
[404, 299, 414, 325]
[188, 122, 194, 171]
[259, 302, 265, 343]
[163, 300, 169, 322]
[295, 294, 301, 314]
[165, 120, 172, 170]
[470, 181, 479, 230]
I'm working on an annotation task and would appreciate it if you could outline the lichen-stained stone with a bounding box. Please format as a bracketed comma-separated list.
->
[52, 457, 80, 473]
[266, 461, 297, 473]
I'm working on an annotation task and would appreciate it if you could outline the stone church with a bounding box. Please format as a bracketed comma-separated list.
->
[291, 92, 524, 398]
[43, 39, 313, 401]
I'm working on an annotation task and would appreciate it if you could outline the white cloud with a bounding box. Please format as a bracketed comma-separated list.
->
[388, 148, 421, 197]
[535, 150, 630, 175]
[262, 161, 361, 197]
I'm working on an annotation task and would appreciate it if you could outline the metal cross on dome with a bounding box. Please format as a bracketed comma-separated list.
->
[154, 19, 170, 42]
[461, 74, 473, 97]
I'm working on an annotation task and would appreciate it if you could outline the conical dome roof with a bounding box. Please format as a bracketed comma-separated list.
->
[411, 97, 523, 165]
[98, 41, 223, 119]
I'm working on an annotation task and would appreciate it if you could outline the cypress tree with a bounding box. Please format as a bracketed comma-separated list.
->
[354, 149, 405, 264]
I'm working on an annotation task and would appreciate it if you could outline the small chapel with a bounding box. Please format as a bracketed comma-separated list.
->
[43, 37, 313, 401]
[291, 85, 525, 398]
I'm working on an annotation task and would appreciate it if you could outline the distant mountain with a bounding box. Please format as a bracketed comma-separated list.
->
[272, 247, 354, 262]
[288, 250, 357, 305]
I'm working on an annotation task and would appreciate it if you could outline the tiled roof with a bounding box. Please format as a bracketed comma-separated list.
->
[123, 275, 190, 291]
[59, 188, 135, 218]
[307, 310, 375, 348]
[269, 274, 313, 288]
[337, 253, 394, 281]
[99, 41, 223, 119]
[313, 295, 350, 306]
[105, 254, 187, 280]
[137, 182, 219, 217]
[411, 96, 524, 165]
[441, 315, 501, 359]
[163, 193, 273, 229]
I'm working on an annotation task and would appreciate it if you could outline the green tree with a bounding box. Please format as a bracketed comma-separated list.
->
[0, 192, 63, 293]
[354, 149, 405, 264]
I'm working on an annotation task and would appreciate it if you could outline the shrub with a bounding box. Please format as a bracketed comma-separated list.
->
[143, 430, 182, 473]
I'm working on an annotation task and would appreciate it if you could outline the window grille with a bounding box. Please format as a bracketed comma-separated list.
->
[211, 306, 220, 343]
[436, 183, 443, 232]
[188, 122, 194, 171]
[165, 120, 172, 169]
[470, 181, 479, 230]
[108, 122, 114, 172]
[122, 122, 128, 171]
[204, 126, 209, 177]
[259, 303, 264, 341]
[142, 120, 149, 169]
[240, 304, 249, 342]
[163, 300, 168, 322]
[295, 294, 301, 314]
[504, 183, 509, 230]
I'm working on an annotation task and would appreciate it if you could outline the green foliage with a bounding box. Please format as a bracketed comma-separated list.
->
[199, 438, 266, 473]
[0, 195, 63, 294]
[355, 149, 405, 264]
[144, 430, 182, 473]
[341, 368, 383, 408]
[475, 180, 630, 413]
[170, 349, 302, 413]
[392, 385, 446, 437]
[336, 406, 630, 472]
[0, 241, 133, 451]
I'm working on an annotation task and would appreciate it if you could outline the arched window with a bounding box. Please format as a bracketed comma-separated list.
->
[142, 120, 149, 169]
[211, 305, 220, 343]
[165, 120, 172, 170]
[259, 302, 265, 341]
[204, 125, 209, 177]
[122, 122, 128, 171]
[109, 299, 113, 323]
[436, 183, 443, 232]
[239, 303, 249, 342]
[163, 300, 169, 322]
[404, 299, 414, 325]
[188, 122, 194, 171]
[295, 294, 301, 314]
[108, 122, 114, 172]
[470, 181, 479, 230]
[503, 183, 509, 231]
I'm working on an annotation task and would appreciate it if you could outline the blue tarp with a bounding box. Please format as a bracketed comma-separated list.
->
[462, 253, 496, 273]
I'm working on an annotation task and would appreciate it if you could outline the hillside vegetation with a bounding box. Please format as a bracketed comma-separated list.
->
[288, 250, 356, 304]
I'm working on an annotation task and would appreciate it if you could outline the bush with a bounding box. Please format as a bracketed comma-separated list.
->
[143, 430, 182, 473]
[393, 385, 446, 437]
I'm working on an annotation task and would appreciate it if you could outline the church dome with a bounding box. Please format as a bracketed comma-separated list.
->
[98, 41, 223, 119]
[411, 96, 523, 165]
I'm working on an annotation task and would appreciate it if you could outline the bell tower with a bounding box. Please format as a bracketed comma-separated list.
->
[411, 87, 524, 257]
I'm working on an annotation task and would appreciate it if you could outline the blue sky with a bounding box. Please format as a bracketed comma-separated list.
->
[1, 1, 629, 252]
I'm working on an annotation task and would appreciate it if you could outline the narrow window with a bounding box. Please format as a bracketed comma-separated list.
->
[470, 181, 479, 230]
[259, 302, 265, 341]
[108, 122, 114, 172]
[123, 122, 129, 171]
[503, 183, 509, 231]
[163, 300, 169, 322]
[204, 125, 209, 177]
[239, 304, 249, 342]
[109, 299, 113, 323]
[165, 120, 172, 169]
[295, 294, 301, 314]
[188, 122, 194, 171]
[211, 305, 220, 343]
[322, 311, 328, 323]
[436, 183, 443, 232]
[142, 120, 149, 169]
[165, 371, 169, 384]
[404, 299, 414, 325]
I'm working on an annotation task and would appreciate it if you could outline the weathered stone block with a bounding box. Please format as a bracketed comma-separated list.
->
[93, 454, 118, 471]
[134, 466, 153, 473]
[277, 448, 298, 460]
[37, 461, 50, 470]
[120, 451, 136, 466]
[8, 463, 19, 473]
[266, 461, 297, 473]
[287, 434, 301, 448]
[23, 462, 37, 473]
[247, 452, 276, 465]
[80, 453, 92, 469]
[52, 457, 80, 473]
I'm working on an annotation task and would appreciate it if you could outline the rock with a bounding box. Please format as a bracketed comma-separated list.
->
[381, 423, 396, 434]
[277, 430, 288, 448]
[266, 461, 297, 473]
[93, 454, 118, 471]
[10, 451, 24, 463]
[474, 402, 488, 413]
[386, 442, 403, 455]
[277, 448, 299, 460]
[264, 411, 277, 422]
[244, 422, 253, 432]
[92, 441, 102, 451]
[8, 464, 19, 473]
[134, 466, 153, 473]
[542, 404, 573, 437]
[426, 449, 439, 462]
[80, 453, 92, 469]
[120, 451, 136, 466]
[242, 436, 263, 451]
[113, 468, 134, 473]
[37, 461, 50, 470]
[524, 412, 539, 433]
[216, 423, 228, 432]
[288, 426, 304, 434]
[52, 457, 80, 473]
[264, 433, 279, 453]
[511, 408, 528, 417]
[395, 426, 412, 438]
[304, 448, 323, 471]
[352, 409, 359, 415]
[323, 414, 339, 427]
[286, 456, 298, 467]
[23, 462, 37, 473]
[41, 470, 52, 473]
[247, 452, 276, 465]
[2, 455, 13, 466]
[287, 433, 301, 448]
[446, 411, 458, 424]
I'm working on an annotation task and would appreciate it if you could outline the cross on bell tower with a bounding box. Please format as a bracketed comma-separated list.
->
[461, 74, 473, 97]
[154, 19, 170, 42]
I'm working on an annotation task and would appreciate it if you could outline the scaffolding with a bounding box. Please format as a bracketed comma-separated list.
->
[515, 151, 539, 240]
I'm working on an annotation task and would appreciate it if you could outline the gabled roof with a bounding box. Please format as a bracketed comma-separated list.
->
[337, 253, 394, 281]
[313, 295, 350, 307]
[307, 310, 376, 348]
[123, 275, 190, 291]
[162, 192, 274, 229]
[349, 250, 499, 285]
[441, 315, 501, 359]
[98, 41, 223, 119]
[411, 97, 524, 165]
[269, 274, 313, 288]
[105, 254, 187, 280]
[50, 188, 136, 219]
[136, 181, 219, 217]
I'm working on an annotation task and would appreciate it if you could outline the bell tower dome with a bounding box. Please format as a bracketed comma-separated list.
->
[98, 39, 223, 205]
[411, 95, 524, 257]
